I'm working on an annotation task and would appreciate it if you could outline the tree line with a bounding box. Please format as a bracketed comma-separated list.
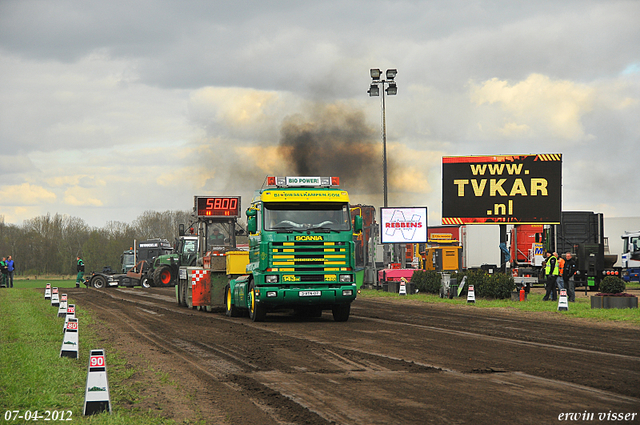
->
[0, 210, 192, 277]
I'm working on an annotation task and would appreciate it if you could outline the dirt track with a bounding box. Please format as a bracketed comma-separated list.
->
[64, 287, 640, 424]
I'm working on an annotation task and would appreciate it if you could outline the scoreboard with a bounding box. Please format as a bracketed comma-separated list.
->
[195, 196, 241, 218]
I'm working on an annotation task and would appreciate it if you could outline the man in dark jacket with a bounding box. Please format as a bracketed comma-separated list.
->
[7, 256, 15, 288]
[563, 252, 578, 302]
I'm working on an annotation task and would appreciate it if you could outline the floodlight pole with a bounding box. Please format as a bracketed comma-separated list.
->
[368, 69, 397, 267]
[382, 86, 388, 208]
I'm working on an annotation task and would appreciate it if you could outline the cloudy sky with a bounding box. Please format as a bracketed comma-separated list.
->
[1, 0, 639, 228]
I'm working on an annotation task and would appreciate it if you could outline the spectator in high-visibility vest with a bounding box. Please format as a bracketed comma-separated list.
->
[76, 257, 85, 288]
[556, 252, 565, 291]
[542, 252, 559, 301]
[0, 257, 8, 288]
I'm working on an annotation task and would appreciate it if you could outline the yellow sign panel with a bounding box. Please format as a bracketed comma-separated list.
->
[282, 275, 300, 282]
[261, 189, 350, 203]
[295, 235, 324, 241]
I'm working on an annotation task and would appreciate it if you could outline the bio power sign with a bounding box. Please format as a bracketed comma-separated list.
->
[380, 207, 428, 244]
[442, 154, 561, 224]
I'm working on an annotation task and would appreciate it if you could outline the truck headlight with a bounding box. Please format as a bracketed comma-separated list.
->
[266, 291, 277, 297]
[265, 275, 279, 284]
[339, 274, 352, 282]
[342, 289, 353, 297]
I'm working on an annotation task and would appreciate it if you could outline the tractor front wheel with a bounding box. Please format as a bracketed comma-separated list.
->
[153, 266, 173, 287]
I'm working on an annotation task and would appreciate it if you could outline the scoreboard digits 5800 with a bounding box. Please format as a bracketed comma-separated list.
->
[195, 196, 241, 218]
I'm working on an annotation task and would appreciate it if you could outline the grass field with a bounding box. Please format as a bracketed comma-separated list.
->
[1, 282, 637, 424]
[359, 288, 640, 325]
[9, 279, 79, 289]
[0, 288, 181, 424]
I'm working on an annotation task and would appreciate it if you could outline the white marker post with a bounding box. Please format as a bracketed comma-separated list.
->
[57, 294, 68, 318]
[60, 318, 79, 359]
[50, 287, 60, 307]
[63, 304, 76, 333]
[399, 277, 407, 296]
[467, 285, 476, 303]
[83, 349, 112, 416]
[44, 283, 52, 299]
[557, 289, 569, 311]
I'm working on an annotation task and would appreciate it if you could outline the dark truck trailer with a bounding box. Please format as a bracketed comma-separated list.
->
[88, 239, 173, 289]
[546, 212, 621, 291]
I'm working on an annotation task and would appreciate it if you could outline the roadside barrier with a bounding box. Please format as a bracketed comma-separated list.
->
[51, 287, 60, 307]
[44, 283, 51, 299]
[83, 349, 111, 416]
[467, 285, 476, 303]
[557, 289, 569, 311]
[60, 318, 79, 359]
[63, 304, 76, 333]
[57, 294, 68, 317]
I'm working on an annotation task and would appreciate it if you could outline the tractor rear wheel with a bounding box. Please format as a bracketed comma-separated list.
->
[178, 278, 189, 307]
[153, 265, 173, 286]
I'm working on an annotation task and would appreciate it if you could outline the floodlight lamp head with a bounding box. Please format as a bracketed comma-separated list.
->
[370, 68, 381, 80]
[386, 69, 397, 80]
[368, 84, 380, 96]
[386, 82, 397, 96]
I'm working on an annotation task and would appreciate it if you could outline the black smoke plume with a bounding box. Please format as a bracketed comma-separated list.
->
[278, 103, 389, 195]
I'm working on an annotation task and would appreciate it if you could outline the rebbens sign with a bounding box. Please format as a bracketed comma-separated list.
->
[442, 154, 562, 224]
[380, 207, 428, 243]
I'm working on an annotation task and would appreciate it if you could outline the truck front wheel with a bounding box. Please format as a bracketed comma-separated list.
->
[249, 282, 266, 322]
[225, 285, 240, 317]
[141, 276, 152, 288]
[332, 303, 350, 322]
[92, 276, 106, 289]
[153, 265, 173, 286]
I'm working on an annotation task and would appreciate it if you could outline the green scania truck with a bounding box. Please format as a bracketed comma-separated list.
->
[225, 176, 362, 322]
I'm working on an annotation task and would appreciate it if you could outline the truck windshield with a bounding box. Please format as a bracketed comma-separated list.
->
[122, 253, 135, 272]
[626, 236, 640, 254]
[264, 202, 351, 232]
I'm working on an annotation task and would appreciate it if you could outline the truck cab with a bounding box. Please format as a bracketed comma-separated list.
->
[89, 238, 172, 289]
[227, 176, 362, 322]
[621, 231, 640, 282]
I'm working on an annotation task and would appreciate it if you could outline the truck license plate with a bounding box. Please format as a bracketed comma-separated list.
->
[299, 290, 321, 297]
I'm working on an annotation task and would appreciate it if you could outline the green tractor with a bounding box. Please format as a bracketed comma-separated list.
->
[149, 235, 199, 287]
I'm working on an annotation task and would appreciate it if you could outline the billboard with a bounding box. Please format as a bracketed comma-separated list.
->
[442, 154, 562, 224]
[380, 207, 428, 244]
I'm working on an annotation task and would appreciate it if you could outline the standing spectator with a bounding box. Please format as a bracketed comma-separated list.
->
[0, 257, 8, 288]
[563, 252, 578, 302]
[76, 256, 85, 288]
[542, 252, 559, 301]
[6, 256, 15, 288]
[556, 252, 565, 292]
